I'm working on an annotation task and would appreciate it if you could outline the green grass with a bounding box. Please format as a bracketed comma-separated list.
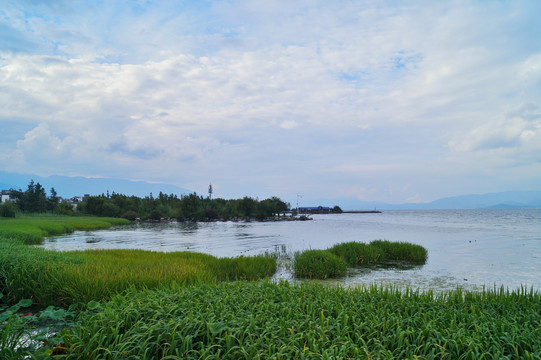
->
[296, 240, 428, 279]
[370, 239, 428, 264]
[63, 281, 541, 359]
[0, 215, 131, 245]
[0, 215, 277, 307]
[0, 244, 277, 307]
[293, 250, 347, 279]
[328, 241, 385, 266]
[0, 215, 277, 357]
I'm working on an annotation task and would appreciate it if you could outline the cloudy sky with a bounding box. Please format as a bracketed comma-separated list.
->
[1, 0, 540, 204]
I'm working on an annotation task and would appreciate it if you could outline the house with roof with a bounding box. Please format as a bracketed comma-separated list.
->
[1, 190, 16, 203]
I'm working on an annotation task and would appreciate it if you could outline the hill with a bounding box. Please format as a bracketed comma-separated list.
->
[304, 191, 541, 210]
[0, 171, 192, 198]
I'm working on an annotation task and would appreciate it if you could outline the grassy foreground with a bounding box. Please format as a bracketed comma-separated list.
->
[0, 215, 276, 306]
[65, 281, 541, 359]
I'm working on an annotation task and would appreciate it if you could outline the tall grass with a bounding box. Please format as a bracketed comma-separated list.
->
[0, 244, 277, 307]
[328, 241, 385, 266]
[293, 250, 347, 279]
[64, 281, 541, 359]
[370, 239, 428, 264]
[0, 215, 131, 245]
[296, 240, 428, 279]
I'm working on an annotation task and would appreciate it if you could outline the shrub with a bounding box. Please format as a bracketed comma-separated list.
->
[55, 202, 74, 216]
[0, 202, 17, 218]
[121, 210, 138, 221]
[294, 250, 347, 279]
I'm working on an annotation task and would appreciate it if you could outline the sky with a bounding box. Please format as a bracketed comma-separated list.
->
[1, 0, 541, 204]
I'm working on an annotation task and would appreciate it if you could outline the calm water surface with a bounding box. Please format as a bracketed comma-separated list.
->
[40, 209, 541, 292]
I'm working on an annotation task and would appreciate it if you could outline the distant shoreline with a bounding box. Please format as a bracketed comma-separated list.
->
[342, 210, 382, 214]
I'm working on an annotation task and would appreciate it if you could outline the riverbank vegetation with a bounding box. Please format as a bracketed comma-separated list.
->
[294, 241, 428, 279]
[2, 216, 540, 358]
[0, 215, 130, 245]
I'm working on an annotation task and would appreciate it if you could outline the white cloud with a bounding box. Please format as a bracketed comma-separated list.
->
[1, 0, 541, 202]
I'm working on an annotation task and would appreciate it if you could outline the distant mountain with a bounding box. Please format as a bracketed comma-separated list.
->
[0, 171, 192, 198]
[422, 191, 541, 209]
[304, 191, 541, 210]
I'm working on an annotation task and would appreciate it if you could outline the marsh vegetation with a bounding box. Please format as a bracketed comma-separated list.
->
[1, 215, 540, 358]
[294, 240, 428, 279]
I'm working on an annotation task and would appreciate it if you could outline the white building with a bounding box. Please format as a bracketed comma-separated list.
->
[1, 190, 15, 203]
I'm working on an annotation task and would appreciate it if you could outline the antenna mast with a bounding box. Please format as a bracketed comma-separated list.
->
[208, 183, 213, 199]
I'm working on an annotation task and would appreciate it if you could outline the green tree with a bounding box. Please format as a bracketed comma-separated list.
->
[48, 187, 59, 212]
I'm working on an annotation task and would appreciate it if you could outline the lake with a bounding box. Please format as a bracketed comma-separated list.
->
[39, 209, 541, 292]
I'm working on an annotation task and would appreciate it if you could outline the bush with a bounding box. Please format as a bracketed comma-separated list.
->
[0, 202, 17, 218]
[55, 202, 74, 216]
[294, 250, 347, 279]
[121, 210, 138, 221]
[328, 241, 385, 266]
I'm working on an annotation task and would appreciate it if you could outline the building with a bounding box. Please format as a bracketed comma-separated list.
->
[1, 190, 16, 203]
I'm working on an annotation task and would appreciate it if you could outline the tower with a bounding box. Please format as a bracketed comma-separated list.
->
[208, 183, 213, 200]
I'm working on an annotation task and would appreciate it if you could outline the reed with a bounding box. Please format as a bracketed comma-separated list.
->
[328, 241, 385, 266]
[370, 239, 428, 264]
[0, 239, 277, 307]
[295, 240, 428, 279]
[293, 250, 347, 279]
[64, 281, 541, 359]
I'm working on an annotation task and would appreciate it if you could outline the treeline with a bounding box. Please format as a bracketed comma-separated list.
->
[79, 192, 290, 221]
[0, 180, 66, 218]
[1, 180, 291, 221]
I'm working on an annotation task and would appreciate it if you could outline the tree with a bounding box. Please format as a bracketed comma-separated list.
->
[17, 180, 48, 213]
[48, 187, 59, 212]
[332, 205, 343, 214]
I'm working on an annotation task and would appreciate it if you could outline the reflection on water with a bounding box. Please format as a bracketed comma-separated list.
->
[39, 210, 541, 292]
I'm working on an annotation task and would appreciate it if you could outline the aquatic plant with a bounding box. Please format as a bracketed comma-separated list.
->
[0, 293, 79, 359]
[293, 249, 347, 279]
[63, 281, 541, 359]
[0, 241, 277, 307]
[328, 241, 385, 266]
[370, 239, 428, 264]
[295, 240, 427, 279]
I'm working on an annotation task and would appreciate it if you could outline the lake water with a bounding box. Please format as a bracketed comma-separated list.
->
[39, 209, 541, 292]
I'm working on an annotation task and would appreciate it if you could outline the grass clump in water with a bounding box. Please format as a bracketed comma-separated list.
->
[293, 249, 347, 279]
[328, 241, 385, 266]
[295, 240, 427, 279]
[370, 239, 428, 264]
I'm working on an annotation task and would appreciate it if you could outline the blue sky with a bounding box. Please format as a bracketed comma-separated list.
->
[1, 0, 541, 204]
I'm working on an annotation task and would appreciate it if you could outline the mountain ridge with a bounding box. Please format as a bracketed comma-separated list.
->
[0, 171, 192, 198]
[303, 190, 541, 210]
